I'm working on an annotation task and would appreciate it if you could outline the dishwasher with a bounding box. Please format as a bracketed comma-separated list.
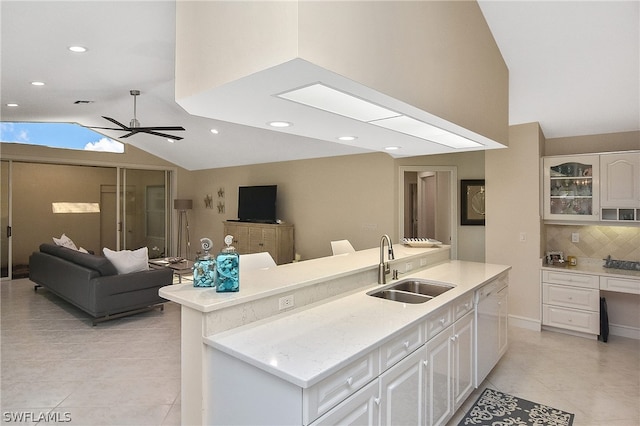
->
[474, 276, 508, 387]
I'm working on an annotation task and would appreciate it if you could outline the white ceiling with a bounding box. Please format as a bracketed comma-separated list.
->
[1, 1, 638, 171]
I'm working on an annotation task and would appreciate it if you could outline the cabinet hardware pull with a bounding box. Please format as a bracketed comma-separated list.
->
[439, 318, 446, 325]
[346, 377, 353, 386]
[403, 341, 410, 349]
[374, 397, 381, 405]
[423, 360, 429, 367]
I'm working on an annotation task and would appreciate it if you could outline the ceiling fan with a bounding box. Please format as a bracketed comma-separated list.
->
[89, 90, 185, 140]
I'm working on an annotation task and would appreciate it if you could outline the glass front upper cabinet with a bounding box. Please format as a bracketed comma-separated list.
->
[543, 155, 600, 221]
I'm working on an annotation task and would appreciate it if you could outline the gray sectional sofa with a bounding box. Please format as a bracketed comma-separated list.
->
[29, 243, 173, 324]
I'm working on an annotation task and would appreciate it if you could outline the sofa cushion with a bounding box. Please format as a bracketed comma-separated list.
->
[40, 243, 118, 276]
[103, 247, 149, 274]
[53, 233, 78, 250]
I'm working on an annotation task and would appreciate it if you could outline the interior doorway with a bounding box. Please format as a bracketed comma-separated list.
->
[399, 166, 457, 259]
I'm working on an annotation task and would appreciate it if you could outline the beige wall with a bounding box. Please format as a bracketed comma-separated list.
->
[545, 130, 640, 156]
[186, 153, 396, 260]
[1, 142, 184, 264]
[10, 162, 115, 265]
[486, 123, 544, 325]
[183, 150, 486, 261]
[176, 0, 509, 146]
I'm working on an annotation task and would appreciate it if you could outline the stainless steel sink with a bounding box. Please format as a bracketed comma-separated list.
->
[367, 279, 454, 304]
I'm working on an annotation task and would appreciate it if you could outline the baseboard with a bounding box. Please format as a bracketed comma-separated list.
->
[508, 314, 540, 331]
[609, 323, 640, 340]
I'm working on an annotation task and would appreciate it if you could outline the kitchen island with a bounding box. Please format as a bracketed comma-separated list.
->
[160, 244, 454, 425]
[204, 260, 510, 425]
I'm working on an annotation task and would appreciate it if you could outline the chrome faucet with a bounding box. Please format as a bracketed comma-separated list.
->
[378, 234, 395, 284]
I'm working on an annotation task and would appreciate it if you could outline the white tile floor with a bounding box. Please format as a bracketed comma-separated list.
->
[2, 278, 639, 425]
[449, 326, 640, 426]
[1, 279, 181, 425]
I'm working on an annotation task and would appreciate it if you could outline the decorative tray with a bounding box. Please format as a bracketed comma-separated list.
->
[402, 238, 443, 247]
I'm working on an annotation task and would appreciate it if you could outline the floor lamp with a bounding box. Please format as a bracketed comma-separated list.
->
[174, 199, 192, 260]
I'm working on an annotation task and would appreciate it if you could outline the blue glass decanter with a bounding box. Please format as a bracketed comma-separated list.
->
[216, 235, 239, 292]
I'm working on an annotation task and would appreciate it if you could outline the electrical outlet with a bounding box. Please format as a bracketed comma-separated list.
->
[420, 258, 427, 267]
[278, 295, 295, 310]
[572, 232, 580, 243]
[519, 232, 526, 242]
[405, 262, 413, 272]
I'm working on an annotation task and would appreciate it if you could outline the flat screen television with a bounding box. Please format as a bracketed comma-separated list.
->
[237, 185, 277, 223]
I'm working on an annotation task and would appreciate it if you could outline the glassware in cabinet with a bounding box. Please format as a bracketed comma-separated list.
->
[543, 155, 600, 221]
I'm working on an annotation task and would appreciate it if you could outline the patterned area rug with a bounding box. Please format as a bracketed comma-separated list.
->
[458, 388, 575, 426]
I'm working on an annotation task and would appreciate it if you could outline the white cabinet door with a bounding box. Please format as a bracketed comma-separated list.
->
[543, 155, 600, 221]
[379, 347, 426, 426]
[425, 327, 452, 426]
[311, 379, 380, 426]
[452, 311, 474, 410]
[600, 153, 640, 208]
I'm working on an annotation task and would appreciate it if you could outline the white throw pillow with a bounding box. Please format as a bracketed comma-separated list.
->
[103, 247, 149, 274]
[53, 233, 78, 250]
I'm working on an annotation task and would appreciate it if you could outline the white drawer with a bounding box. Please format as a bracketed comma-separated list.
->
[542, 304, 600, 335]
[379, 323, 424, 371]
[425, 306, 452, 340]
[542, 283, 600, 311]
[304, 349, 380, 424]
[542, 270, 599, 289]
[309, 378, 380, 426]
[600, 276, 640, 295]
[453, 294, 473, 320]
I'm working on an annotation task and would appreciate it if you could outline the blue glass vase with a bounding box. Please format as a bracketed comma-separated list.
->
[216, 235, 239, 292]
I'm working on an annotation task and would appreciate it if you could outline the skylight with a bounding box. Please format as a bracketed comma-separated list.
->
[0, 122, 124, 153]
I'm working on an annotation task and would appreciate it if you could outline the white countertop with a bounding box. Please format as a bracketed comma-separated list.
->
[541, 258, 640, 279]
[205, 260, 510, 388]
[159, 245, 450, 313]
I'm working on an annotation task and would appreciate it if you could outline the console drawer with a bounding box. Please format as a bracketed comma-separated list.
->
[542, 283, 600, 311]
[542, 304, 599, 334]
[600, 276, 640, 295]
[542, 270, 599, 289]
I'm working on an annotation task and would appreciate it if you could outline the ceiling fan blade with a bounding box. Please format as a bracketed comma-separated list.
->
[87, 126, 128, 131]
[144, 130, 184, 140]
[135, 126, 186, 131]
[118, 131, 139, 139]
[101, 116, 129, 129]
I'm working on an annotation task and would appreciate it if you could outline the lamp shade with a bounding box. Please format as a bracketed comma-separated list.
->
[174, 199, 193, 210]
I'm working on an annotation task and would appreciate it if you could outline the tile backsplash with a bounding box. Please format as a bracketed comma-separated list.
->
[545, 225, 639, 261]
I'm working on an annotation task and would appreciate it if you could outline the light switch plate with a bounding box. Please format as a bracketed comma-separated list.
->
[572, 232, 580, 243]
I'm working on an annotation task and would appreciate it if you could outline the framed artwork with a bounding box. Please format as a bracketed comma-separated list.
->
[545, 251, 565, 265]
[461, 179, 485, 226]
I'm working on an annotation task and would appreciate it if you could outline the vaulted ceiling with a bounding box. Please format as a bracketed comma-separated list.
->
[1, 1, 638, 170]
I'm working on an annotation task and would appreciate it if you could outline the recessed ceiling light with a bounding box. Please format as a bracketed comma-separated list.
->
[384, 146, 401, 151]
[337, 136, 357, 141]
[31, 81, 45, 86]
[6, 103, 18, 107]
[210, 128, 219, 134]
[68, 46, 87, 53]
[268, 121, 292, 128]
